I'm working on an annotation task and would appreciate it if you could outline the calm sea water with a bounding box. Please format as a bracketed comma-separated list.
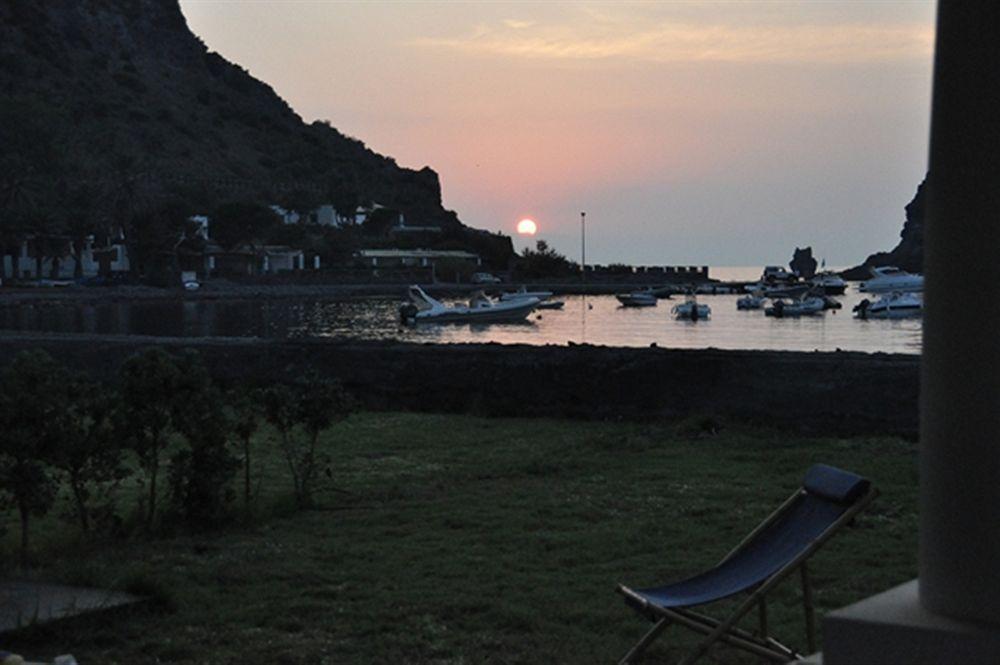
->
[0, 268, 921, 354]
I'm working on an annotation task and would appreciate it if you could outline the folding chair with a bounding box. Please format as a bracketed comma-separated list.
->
[616, 464, 877, 664]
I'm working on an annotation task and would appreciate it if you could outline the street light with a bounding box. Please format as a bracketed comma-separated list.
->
[581, 211, 586, 283]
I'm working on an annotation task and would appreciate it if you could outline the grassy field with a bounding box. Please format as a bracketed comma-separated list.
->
[1, 413, 918, 664]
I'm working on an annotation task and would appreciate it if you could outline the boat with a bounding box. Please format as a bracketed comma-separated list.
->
[764, 295, 825, 317]
[853, 292, 923, 319]
[810, 271, 847, 295]
[761, 265, 796, 283]
[648, 285, 675, 299]
[858, 266, 924, 294]
[672, 294, 711, 320]
[399, 285, 538, 323]
[616, 291, 658, 307]
[499, 286, 555, 302]
[736, 292, 765, 310]
[536, 300, 565, 310]
[818, 294, 842, 310]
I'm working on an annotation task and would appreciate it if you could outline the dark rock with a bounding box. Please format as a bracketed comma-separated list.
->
[790, 247, 818, 279]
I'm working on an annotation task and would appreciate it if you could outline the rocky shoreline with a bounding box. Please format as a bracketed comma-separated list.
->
[0, 331, 919, 438]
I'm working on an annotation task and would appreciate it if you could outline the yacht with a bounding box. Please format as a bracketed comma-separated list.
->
[400, 286, 538, 323]
[858, 266, 924, 294]
[853, 292, 923, 319]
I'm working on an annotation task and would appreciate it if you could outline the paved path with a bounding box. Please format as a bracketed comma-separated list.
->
[0, 581, 140, 633]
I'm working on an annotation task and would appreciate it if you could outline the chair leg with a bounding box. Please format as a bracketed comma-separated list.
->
[758, 594, 768, 639]
[801, 562, 816, 653]
[619, 617, 671, 665]
[676, 600, 760, 665]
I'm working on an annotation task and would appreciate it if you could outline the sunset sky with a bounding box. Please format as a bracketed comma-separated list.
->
[179, 1, 936, 266]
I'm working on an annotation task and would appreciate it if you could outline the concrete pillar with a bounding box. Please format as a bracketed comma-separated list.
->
[919, 1, 1000, 624]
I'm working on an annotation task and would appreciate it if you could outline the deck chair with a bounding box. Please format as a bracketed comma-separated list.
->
[616, 464, 877, 665]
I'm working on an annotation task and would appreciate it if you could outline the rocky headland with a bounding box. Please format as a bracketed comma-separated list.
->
[843, 179, 926, 280]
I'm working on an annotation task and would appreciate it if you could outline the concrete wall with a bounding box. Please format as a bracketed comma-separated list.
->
[0, 335, 920, 437]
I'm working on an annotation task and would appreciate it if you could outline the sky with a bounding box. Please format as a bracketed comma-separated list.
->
[178, 1, 936, 267]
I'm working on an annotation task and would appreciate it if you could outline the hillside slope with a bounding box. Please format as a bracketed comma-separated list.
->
[0, 0, 511, 263]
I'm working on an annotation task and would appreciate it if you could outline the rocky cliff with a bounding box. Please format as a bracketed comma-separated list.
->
[843, 179, 926, 280]
[0, 0, 512, 262]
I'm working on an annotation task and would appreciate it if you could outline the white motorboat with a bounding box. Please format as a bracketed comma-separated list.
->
[500, 286, 555, 302]
[400, 285, 538, 323]
[616, 291, 658, 307]
[765, 295, 825, 317]
[853, 292, 923, 319]
[672, 294, 711, 320]
[858, 266, 924, 294]
[736, 292, 765, 310]
[810, 271, 847, 295]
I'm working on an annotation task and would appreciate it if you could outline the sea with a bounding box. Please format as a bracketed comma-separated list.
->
[0, 267, 921, 355]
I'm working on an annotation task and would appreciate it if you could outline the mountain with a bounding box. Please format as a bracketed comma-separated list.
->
[0, 0, 513, 266]
[842, 179, 925, 280]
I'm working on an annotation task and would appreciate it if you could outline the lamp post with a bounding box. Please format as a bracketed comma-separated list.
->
[581, 211, 586, 284]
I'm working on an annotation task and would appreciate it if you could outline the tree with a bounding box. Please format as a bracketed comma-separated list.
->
[52, 382, 125, 533]
[0, 350, 70, 566]
[167, 351, 238, 528]
[209, 201, 280, 251]
[115, 348, 181, 529]
[262, 375, 352, 508]
[60, 180, 109, 279]
[228, 388, 261, 511]
[515, 239, 578, 279]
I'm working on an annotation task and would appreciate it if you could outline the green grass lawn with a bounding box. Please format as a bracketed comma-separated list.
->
[1, 413, 918, 664]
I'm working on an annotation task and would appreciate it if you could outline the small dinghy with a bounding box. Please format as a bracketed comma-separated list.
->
[672, 293, 711, 320]
[616, 291, 658, 307]
[499, 286, 555, 302]
[400, 285, 538, 324]
[765, 296, 825, 317]
[737, 291, 765, 310]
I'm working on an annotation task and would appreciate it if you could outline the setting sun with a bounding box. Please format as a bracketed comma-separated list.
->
[516, 218, 538, 235]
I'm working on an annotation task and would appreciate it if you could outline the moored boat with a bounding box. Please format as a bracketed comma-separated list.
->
[810, 271, 847, 295]
[853, 292, 923, 319]
[672, 293, 711, 320]
[616, 291, 658, 307]
[765, 295, 825, 317]
[736, 292, 765, 310]
[400, 285, 538, 323]
[499, 286, 555, 302]
[858, 266, 924, 294]
[536, 300, 565, 310]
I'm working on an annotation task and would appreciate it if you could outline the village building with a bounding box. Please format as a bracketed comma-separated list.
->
[2, 236, 129, 281]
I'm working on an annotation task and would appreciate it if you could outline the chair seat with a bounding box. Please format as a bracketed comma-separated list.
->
[629, 494, 846, 608]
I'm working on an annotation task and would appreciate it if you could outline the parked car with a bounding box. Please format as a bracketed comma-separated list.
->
[471, 272, 501, 284]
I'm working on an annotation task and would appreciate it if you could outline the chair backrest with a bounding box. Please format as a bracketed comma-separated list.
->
[803, 464, 871, 504]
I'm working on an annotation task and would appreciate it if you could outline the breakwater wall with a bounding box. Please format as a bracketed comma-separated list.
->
[0, 333, 919, 437]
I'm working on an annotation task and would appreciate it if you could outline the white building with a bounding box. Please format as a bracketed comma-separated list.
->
[2, 236, 129, 280]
